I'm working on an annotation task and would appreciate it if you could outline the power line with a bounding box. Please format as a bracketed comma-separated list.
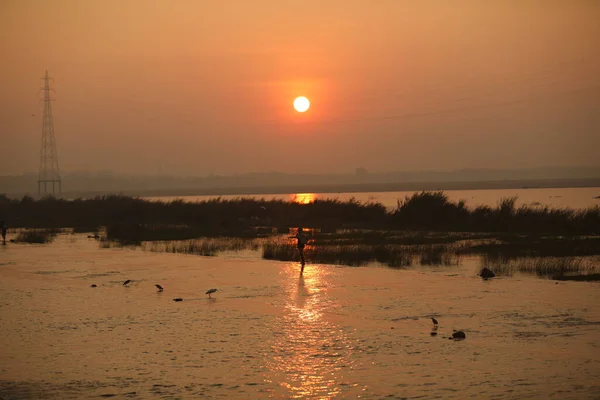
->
[253, 84, 600, 127]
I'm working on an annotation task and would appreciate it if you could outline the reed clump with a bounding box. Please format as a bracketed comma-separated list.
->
[14, 229, 57, 244]
[391, 191, 600, 235]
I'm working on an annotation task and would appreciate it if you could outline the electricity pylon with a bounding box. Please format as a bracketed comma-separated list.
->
[38, 70, 62, 195]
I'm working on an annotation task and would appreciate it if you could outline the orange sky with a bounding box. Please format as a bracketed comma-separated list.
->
[1, 0, 599, 176]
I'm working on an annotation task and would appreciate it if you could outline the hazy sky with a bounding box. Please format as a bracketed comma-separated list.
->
[1, 0, 599, 176]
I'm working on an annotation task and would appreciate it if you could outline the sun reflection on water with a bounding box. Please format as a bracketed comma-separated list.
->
[264, 264, 359, 399]
[292, 193, 317, 204]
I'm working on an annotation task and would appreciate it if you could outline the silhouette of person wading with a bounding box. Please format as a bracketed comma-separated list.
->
[292, 227, 309, 274]
[1, 221, 6, 245]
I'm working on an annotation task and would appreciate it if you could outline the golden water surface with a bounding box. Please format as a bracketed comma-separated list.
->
[1, 235, 599, 399]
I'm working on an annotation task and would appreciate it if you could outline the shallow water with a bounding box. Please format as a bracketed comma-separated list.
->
[1, 235, 600, 399]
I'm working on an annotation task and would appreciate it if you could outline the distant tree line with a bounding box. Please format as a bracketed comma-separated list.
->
[0, 192, 598, 241]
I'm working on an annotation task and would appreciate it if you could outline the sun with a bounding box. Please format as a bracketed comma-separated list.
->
[293, 96, 310, 113]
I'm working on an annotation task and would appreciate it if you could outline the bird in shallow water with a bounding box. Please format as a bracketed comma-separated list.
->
[155, 284, 164, 292]
[123, 280, 132, 286]
[205, 288, 217, 298]
[430, 317, 439, 336]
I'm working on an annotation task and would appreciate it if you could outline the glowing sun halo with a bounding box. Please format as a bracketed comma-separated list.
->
[293, 96, 310, 112]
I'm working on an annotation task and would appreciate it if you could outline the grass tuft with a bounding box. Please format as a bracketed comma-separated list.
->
[15, 229, 56, 244]
[143, 238, 259, 256]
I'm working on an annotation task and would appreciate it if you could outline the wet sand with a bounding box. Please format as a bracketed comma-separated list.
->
[1, 235, 600, 399]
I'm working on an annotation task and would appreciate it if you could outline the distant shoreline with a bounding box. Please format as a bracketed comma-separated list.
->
[7, 177, 600, 199]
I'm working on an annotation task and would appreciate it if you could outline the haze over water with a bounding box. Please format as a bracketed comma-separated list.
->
[2, 1, 599, 176]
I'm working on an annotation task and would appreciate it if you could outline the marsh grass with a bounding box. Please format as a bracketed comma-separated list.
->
[262, 241, 413, 267]
[307, 244, 412, 268]
[2, 192, 599, 236]
[15, 229, 57, 244]
[463, 235, 600, 259]
[482, 255, 598, 278]
[261, 238, 464, 268]
[312, 230, 493, 247]
[5, 193, 599, 275]
[97, 225, 598, 277]
[143, 238, 259, 257]
[418, 245, 461, 266]
[392, 191, 600, 234]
